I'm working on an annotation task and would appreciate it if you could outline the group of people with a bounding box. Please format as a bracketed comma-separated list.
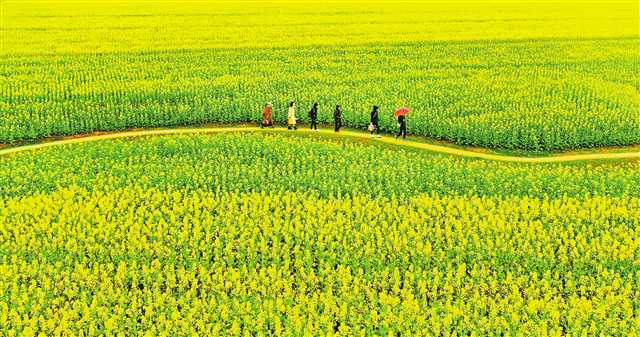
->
[260, 102, 408, 139]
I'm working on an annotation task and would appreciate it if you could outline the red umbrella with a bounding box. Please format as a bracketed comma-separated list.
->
[394, 107, 410, 117]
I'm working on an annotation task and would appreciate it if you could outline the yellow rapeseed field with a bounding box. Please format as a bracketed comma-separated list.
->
[1, 1, 639, 150]
[1, 133, 639, 336]
[2, 0, 639, 335]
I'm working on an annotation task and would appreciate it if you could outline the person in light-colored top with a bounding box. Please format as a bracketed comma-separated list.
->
[287, 101, 297, 130]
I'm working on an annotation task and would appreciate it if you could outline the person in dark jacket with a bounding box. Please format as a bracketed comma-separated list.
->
[396, 114, 407, 140]
[308, 102, 319, 131]
[333, 105, 342, 132]
[369, 105, 380, 137]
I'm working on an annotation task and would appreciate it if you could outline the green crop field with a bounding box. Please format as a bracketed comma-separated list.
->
[2, 1, 640, 336]
[2, 1, 639, 150]
[2, 133, 640, 336]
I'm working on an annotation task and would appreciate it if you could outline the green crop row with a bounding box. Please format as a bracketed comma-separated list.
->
[1, 1, 638, 150]
[2, 133, 639, 199]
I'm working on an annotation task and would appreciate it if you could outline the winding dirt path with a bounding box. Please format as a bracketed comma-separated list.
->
[1, 126, 639, 163]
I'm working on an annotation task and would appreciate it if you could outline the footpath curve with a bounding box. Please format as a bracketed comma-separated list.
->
[1, 126, 639, 163]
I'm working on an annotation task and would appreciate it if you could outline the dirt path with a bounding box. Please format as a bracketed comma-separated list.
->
[1, 126, 639, 163]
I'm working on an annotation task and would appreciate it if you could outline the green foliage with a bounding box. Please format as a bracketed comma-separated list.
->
[1, 133, 639, 335]
[2, 133, 639, 198]
[1, 1, 639, 150]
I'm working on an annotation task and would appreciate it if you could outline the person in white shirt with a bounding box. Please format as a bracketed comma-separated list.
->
[287, 102, 297, 130]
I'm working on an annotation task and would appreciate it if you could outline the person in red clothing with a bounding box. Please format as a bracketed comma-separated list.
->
[261, 102, 274, 128]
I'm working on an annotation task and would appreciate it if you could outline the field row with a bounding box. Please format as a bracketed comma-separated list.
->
[2, 133, 639, 199]
[3, 38, 638, 150]
[4, 2, 637, 55]
[2, 133, 639, 335]
[1, 187, 638, 336]
[2, 1, 638, 150]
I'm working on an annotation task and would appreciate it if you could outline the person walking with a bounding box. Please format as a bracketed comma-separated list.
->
[396, 114, 407, 140]
[369, 105, 380, 137]
[287, 102, 297, 130]
[333, 104, 342, 132]
[308, 102, 319, 131]
[261, 102, 274, 128]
